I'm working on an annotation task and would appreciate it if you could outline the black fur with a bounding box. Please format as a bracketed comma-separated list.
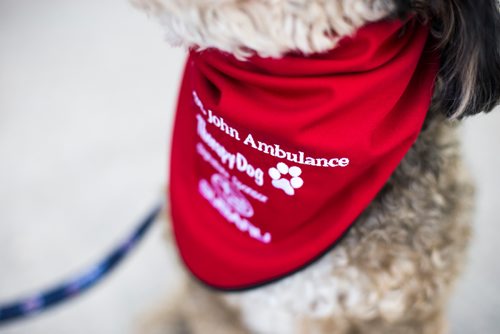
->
[392, 0, 412, 17]
[395, 0, 500, 118]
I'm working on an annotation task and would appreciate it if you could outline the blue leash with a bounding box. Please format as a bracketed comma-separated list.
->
[0, 202, 163, 325]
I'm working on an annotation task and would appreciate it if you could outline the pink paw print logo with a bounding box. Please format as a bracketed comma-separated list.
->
[268, 162, 304, 196]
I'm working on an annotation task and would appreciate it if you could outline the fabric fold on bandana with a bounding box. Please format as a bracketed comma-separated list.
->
[169, 17, 439, 290]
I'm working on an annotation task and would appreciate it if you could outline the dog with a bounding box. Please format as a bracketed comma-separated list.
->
[133, 0, 500, 333]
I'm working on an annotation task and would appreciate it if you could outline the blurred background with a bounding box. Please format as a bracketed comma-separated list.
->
[0, 0, 499, 333]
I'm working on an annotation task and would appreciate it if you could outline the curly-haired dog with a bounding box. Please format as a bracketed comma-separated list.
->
[134, 0, 500, 333]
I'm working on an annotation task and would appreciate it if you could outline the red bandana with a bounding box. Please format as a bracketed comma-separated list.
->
[169, 17, 439, 290]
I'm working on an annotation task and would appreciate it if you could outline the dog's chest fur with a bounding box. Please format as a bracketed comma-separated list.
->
[218, 110, 473, 333]
[168, 111, 473, 334]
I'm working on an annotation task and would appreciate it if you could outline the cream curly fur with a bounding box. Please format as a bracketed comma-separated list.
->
[132, 0, 395, 59]
[220, 112, 473, 334]
[133, 0, 477, 333]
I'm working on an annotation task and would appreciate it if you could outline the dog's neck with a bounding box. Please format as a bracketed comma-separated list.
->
[133, 0, 395, 59]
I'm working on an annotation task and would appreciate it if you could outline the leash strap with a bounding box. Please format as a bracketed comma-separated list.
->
[0, 202, 163, 324]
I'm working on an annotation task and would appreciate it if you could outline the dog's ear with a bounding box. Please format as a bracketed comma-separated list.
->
[398, 0, 500, 119]
[426, 0, 500, 119]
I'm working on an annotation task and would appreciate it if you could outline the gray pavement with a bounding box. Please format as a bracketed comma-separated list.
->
[0, 1, 499, 333]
